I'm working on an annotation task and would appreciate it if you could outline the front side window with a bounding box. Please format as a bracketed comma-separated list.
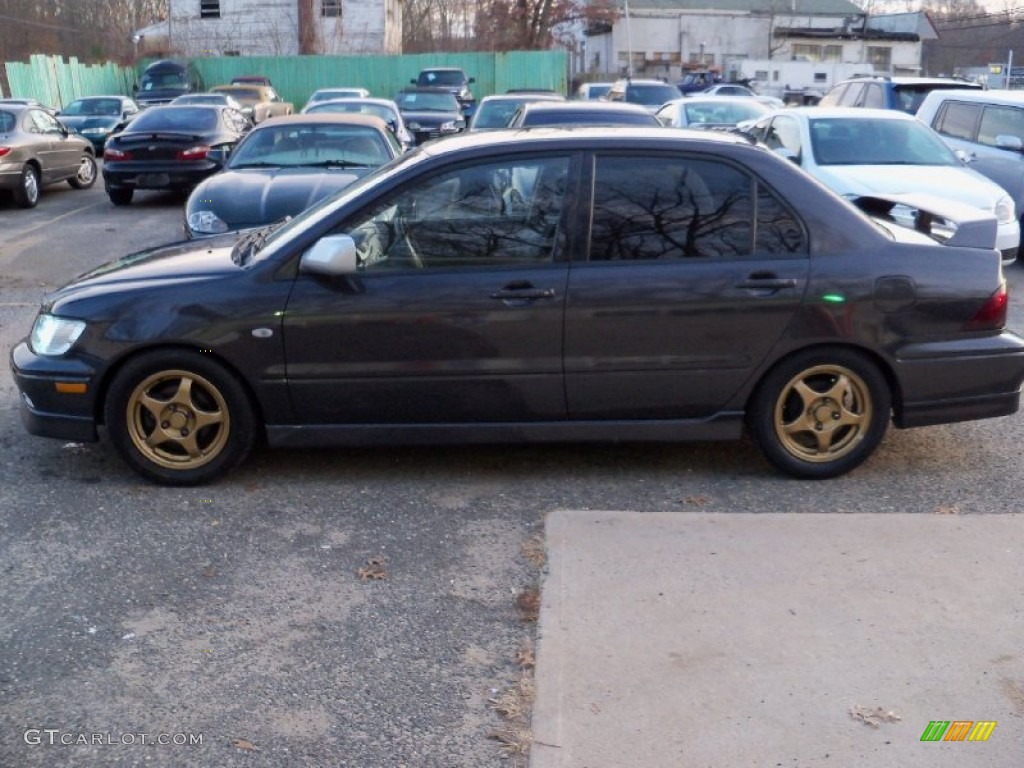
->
[338, 156, 571, 271]
[589, 155, 804, 261]
[933, 101, 980, 140]
[977, 105, 1024, 148]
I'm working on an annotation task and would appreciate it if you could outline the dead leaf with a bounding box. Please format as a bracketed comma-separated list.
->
[516, 586, 541, 622]
[850, 704, 901, 727]
[681, 495, 711, 506]
[934, 505, 960, 515]
[232, 738, 259, 751]
[357, 555, 388, 581]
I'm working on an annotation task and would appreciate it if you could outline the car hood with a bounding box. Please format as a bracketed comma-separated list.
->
[811, 165, 1003, 210]
[45, 236, 241, 310]
[188, 167, 370, 230]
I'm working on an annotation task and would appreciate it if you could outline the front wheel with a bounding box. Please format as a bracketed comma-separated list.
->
[104, 350, 256, 485]
[747, 348, 891, 479]
[68, 154, 97, 189]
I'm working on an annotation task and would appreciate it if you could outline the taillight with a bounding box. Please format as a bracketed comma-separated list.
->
[177, 145, 210, 161]
[0, 147, 11, 158]
[104, 147, 132, 160]
[966, 282, 1008, 331]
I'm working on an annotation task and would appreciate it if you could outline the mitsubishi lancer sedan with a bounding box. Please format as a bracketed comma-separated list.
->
[11, 128, 1024, 485]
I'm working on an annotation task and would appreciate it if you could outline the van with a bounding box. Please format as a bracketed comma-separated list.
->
[917, 88, 1024, 255]
[134, 59, 204, 108]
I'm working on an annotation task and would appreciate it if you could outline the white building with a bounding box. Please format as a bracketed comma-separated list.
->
[580, 0, 935, 81]
[134, 0, 402, 57]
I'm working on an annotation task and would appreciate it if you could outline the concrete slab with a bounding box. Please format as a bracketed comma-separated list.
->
[531, 512, 1024, 768]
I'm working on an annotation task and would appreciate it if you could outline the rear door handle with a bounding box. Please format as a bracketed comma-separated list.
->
[490, 287, 556, 300]
[735, 276, 799, 291]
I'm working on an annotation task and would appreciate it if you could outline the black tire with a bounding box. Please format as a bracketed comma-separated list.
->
[12, 164, 40, 208]
[108, 187, 133, 206]
[68, 154, 98, 189]
[747, 348, 891, 479]
[104, 350, 256, 485]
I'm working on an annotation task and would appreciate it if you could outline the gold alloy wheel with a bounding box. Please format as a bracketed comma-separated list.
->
[773, 364, 873, 464]
[125, 369, 230, 470]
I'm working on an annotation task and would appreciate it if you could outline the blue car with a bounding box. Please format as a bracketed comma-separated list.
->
[56, 96, 140, 154]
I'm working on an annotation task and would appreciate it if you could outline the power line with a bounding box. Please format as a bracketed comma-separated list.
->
[0, 12, 84, 33]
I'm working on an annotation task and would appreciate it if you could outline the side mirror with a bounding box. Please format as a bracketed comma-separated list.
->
[774, 147, 800, 165]
[995, 134, 1024, 152]
[207, 146, 232, 164]
[300, 234, 358, 276]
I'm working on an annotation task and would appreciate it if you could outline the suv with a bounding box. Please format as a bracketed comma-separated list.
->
[411, 67, 476, 117]
[818, 75, 982, 114]
[603, 78, 682, 112]
[917, 88, 1024, 253]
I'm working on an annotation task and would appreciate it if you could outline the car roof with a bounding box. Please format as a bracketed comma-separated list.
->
[520, 101, 652, 114]
[480, 93, 564, 104]
[776, 106, 919, 121]
[417, 125, 750, 158]
[839, 75, 981, 86]
[667, 95, 770, 106]
[255, 113, 389, 129]
[309, 97, 395, 107]
[918, 88, 1024, 106]
[399, 86, 457, 94]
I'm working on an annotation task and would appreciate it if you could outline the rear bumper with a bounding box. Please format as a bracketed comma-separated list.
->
[892, 331, 1024, 428]
[103, 162, 220, 190]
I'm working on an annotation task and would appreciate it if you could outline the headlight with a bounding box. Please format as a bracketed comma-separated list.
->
[80, 127, 111, 136]
[30, 314, 86, 356]
[439, 121, 457, 133]
[188, 210, 229, 235]
[995, 194, 1015, 224]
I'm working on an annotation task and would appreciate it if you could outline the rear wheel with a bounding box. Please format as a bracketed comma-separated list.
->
[104, 350, 256, 485]
[108, 187, 133, 206]
[747, 348, 891, 479]
[68, 154, 97, 189]
[12, 164, 39, 208]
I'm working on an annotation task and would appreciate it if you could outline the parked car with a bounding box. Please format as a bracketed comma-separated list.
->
[394, 87, 466, 144]
[818, 75, 982, 114]
[230, 75, 274, 88]
[573, 82, 613, 101]
[604, 78, 683, 112]
[101, 104, 251, 205]
[302, 97, 414, 152]
[656, 96, 775, 130]
[917, 88, 1024, 256]
[675, 70, 724, 95]
[740, 107, 1019, 263]
[411, 67, 476, 117]
[469, 93, 566, 131]
[15, 127, 1024, 485]
[0, 98, 59, 117]
[508, 101, 660, 127]
[0, 103, 97, 207]
[55, 95, 140, 154]
[185, 113, 400, 238]
[697, 84, 785, 109]
[171, 92, 246, 112]
[134, 59, 204, 108]
[210, 84, 293, 124]
[301, 88, 372, 112]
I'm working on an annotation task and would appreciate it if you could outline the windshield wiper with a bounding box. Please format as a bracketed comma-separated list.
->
[301, 159, 370, 169]
[230, 161, 282, 168]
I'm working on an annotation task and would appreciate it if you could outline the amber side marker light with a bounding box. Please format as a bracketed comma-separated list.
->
[55, 382, 88, 394]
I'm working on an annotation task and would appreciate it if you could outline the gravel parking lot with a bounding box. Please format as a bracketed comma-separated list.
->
[2, 171, 1024, 766]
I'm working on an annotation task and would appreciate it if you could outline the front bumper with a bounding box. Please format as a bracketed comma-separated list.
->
[10, 341, 100, 442]
[893, 331, 1024, 428]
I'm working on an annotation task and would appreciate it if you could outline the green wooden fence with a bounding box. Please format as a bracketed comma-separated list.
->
[4, 50, 569, 111]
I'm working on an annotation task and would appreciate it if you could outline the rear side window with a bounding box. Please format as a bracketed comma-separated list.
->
[589, 155, 805, 261]
[861, 83, 885, 108]
[977, 105, 1024, 148]
[837, 82, 865, 107]
[932, 101, 980, 140]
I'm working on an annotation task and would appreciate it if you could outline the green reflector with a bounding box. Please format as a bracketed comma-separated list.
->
[822, 294, 845, 303]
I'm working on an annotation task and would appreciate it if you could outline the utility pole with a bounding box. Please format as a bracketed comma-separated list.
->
[625, 0, 633, 77]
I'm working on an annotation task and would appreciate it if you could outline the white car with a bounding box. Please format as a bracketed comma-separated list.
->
[698, 83, 785, 109]
[301, 87, 371, 112]
[742, 107, 1018, 263]
[656, 96, 775, 130]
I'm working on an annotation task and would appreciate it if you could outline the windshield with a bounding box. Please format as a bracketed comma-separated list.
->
[228, 123, 393, 168]
[127, 106, 218, 132]
[417, 70, 466, 87]
[683, 100, 769, 125]
[396, 91, 459, 112]
[307, 101, 396, 123]
[472, 99, 528, 129]
[140, 71, 186, 90]
[626, 83, 682, 106]
[63, 98, 122, 116]
[311, 90, 364, 102]
[810, 117, 959, 166]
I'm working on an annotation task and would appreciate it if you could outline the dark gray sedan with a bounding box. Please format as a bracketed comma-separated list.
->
[11, 128, 1024, 485]
[0, 103, 97, 207]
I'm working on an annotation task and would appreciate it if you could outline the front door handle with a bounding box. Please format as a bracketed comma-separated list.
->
[490, 287, 556, 300]
[735, 275, 799, 291]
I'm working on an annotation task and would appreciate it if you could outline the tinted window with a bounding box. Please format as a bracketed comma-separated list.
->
[589, 155, 804, 260]
[933, 101, 980, 140]
[129, 107, 219, 132]
[520, 109, 658, 127]
[625, 83, 682, 106]
[417, 71, 466, 87]
[340, 156, 571, 270]
[977, 105, 1024, 148]
[0, 110, 14, 132]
